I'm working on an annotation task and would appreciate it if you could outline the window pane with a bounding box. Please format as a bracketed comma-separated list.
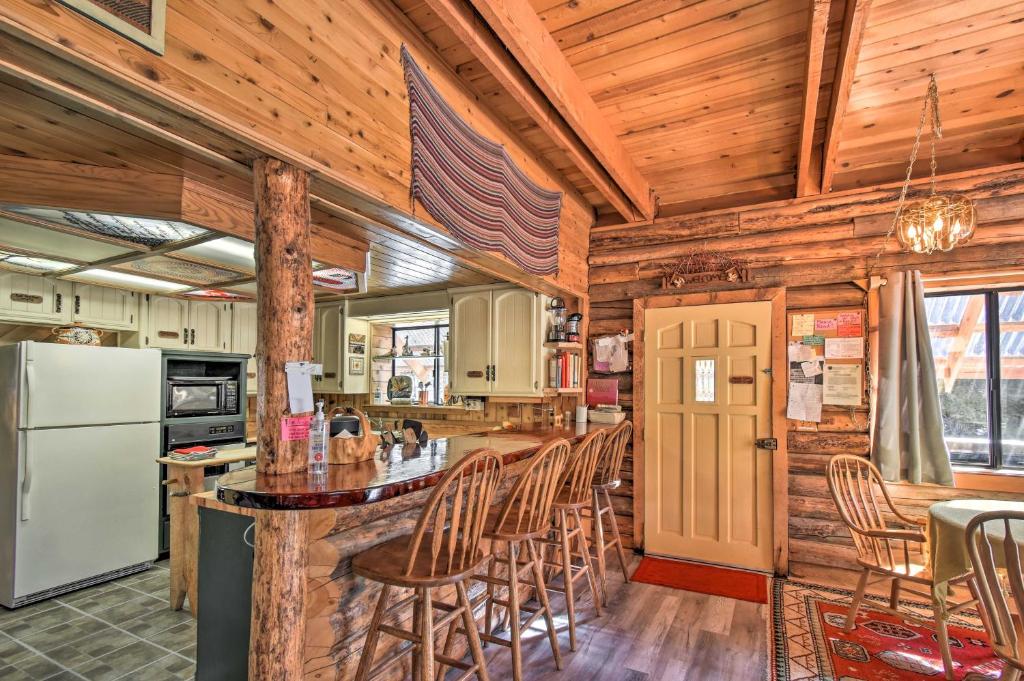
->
[694, 358, 715, 402]
[925, 294, 991, 466]
[999, 291, 1024, 468]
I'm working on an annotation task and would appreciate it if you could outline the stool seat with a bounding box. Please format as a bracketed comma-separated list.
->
[552, 487, 592, 509]
[353, 534, 490, 588]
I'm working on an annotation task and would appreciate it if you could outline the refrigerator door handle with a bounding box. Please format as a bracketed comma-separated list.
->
[21, 442, 31, 521]
[24, 360, 34, 427]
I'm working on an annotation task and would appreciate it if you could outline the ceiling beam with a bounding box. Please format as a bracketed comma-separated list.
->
[463, 0, 657, 220]
[820, 0, 873, 193]
[796, 0, 831, 198]
[417, 0, 637, 221]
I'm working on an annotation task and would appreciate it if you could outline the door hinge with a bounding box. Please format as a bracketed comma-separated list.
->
[754, 437, 778, 451]
[762, 367, 773, 375]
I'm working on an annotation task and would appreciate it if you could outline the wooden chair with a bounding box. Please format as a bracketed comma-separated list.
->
[541, 429, 606, 651]
[827, 454, 977, 681]
[352, 448, 503, 681]
[442, 438, 573, 681]
[966, 510, 1024, 681]
[587, 420, 633, 601]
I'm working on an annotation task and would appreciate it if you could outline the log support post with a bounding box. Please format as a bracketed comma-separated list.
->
[249, 156, 314, 680]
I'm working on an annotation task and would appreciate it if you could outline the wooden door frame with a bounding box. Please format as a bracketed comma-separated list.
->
[632, 287, 789, 576]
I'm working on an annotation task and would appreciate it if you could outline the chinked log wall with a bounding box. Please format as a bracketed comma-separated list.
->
[587, 163, 1024, 568]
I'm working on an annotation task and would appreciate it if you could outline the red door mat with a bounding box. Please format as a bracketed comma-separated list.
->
[632, 557, 769, 603]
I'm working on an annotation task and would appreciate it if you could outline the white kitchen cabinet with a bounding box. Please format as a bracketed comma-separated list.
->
[449, 286, 543, 397]
[0, 272, 71, 325]
[230, 302, 258, 393]
[142, 296, 230, 351]
[490, 288, 542, 396]
[450, 290, 492, 395]
[72, 284, 138, 331]
[313, 303, 343, 394]
[188, 300, 230, 352]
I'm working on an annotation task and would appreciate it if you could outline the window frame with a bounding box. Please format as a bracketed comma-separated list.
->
[926, 285, 1024, 471]
[390, 322, 448, 405]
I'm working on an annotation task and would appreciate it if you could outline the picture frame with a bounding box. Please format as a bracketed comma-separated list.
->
[58, 0, 167, 54]
[349, 356, 365, 376]
[348, 333, 366, 355]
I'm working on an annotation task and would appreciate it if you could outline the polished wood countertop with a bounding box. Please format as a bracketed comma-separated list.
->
[216, 422, 606, 511]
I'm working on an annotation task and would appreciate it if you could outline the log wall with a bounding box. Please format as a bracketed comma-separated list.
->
[586, 164, 1024, 565]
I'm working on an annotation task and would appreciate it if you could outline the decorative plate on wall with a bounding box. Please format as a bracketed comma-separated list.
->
[113, 256, 241, 286]
[58, 0, 166, 54]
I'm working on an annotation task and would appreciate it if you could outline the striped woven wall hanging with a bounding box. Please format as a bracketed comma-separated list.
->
[401, 46, 562, 276]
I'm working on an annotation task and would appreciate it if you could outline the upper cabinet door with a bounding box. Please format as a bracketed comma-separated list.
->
[450, 290, 492, 395]
[0, 273, 70, 325]
[146, 296, 189, 349]
[230, 302, 258, 392]
[491, 288, 541, 396]
[313, 304, 343, 393]
[73, 284, 138, 331]
[188, 301, 230, 352]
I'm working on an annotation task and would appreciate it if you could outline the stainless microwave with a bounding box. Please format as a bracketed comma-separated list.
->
[166, 376, 240, 418]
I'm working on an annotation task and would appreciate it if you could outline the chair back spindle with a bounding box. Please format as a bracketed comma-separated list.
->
[593, 421, 632, 488]
[405, 448, 503, 577]
[493, 438, 572, 537]
[966, 510, 1024, 671]
[561, 430, 606, 507]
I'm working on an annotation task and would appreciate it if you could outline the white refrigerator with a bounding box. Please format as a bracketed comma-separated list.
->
[0, 341, 161, 608]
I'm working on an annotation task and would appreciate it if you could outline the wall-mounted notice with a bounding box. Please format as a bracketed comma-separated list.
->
[837, 311, 863, 337]
[788, 359, 823, 422]
[825, 337, 864, 359]
[281, 415, 313, 442]
[789, 342, 815, 362]
[814, 317, 837, 333]
[823, 363, 862, 405]
[792, 314, 815, 336]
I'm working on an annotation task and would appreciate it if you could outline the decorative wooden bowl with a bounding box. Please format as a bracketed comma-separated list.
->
[327, 409, 379, 465]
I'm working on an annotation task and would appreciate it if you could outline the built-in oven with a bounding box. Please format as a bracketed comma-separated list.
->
[165, 376, 239, 418]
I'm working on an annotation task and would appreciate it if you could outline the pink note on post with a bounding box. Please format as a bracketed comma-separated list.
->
[281, 415, 312, 442]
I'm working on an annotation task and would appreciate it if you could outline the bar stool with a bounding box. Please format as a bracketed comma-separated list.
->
[588, 420, 633, 602]
[541, 429, 606, 651]
[352, 448, 503, 681]
[440, 438, 573, 681]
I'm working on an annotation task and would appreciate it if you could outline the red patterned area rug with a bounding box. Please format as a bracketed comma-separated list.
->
[770, 580, 1004, 680]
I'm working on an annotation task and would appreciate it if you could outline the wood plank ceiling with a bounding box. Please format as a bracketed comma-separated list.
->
[396, 0, 1024, 220]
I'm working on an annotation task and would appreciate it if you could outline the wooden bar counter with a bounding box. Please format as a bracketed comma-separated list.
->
[199, 422, 609, 681]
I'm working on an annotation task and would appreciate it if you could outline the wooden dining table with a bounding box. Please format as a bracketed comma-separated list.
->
[927, 499, 1024, 611]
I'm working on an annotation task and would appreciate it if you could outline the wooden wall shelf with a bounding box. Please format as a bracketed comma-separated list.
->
[543, 387, 583, 396]
[543, 341, 582, 351]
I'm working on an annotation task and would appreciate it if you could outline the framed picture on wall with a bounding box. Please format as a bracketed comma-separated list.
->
[349, 357, 365, 376]
[348, 333, 366, 355]
[58, 0, 167, 54]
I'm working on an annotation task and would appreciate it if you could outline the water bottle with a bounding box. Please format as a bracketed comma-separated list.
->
[308, 400, 328, 475]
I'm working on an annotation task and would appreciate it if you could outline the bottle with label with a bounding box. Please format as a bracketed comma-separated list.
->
[308, 400, 328, 474]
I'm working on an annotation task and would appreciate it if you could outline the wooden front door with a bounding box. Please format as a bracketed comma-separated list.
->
[643, 301, 774, 571]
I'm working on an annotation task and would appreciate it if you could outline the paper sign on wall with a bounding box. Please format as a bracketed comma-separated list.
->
[284, 361, 321, 414]
[788, 383, 823, 422]
[789, 342, 815, 362]
[825, 337, 864, 359]
[815, 317, 837, 333]
[792, 314, 815, 336]
[802, 335, 825, 346]
[281, 415, 312, 441]
[823, 363, 862, 405]
[837, 311, 862, 337]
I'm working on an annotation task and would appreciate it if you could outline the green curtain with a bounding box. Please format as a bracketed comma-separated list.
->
[871, 270, 954, 485]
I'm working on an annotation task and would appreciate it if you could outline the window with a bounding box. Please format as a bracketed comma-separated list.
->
[391, 322, 449, 405]
[925, 288, 1024, 470]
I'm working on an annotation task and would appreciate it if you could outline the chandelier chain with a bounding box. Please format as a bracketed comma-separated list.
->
[872, 74, 942, 270]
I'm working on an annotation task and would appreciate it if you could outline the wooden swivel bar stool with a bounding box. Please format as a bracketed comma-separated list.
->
[441, 438, 573, 681]
[541, 429, 606, 651]
[352, 449, 503, 681]
[587, 420, 633, 602]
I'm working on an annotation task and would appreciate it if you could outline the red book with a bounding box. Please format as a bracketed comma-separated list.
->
[561, 352, 569, 388]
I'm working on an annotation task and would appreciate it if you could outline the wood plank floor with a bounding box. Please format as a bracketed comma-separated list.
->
[469, 556, 769, 681]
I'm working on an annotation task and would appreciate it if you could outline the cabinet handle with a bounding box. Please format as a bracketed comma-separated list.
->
[74, 295, 81, 315]
[55, 293, 62, 313]
[190, 328, 196, 345]
[491, 364, 496, 382]
[183, 327, 189, 344]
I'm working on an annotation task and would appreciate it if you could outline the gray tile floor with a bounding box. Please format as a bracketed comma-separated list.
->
[0, 561, 196, 680]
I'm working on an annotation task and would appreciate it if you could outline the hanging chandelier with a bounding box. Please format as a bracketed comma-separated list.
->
[890, 75, 976, 254]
